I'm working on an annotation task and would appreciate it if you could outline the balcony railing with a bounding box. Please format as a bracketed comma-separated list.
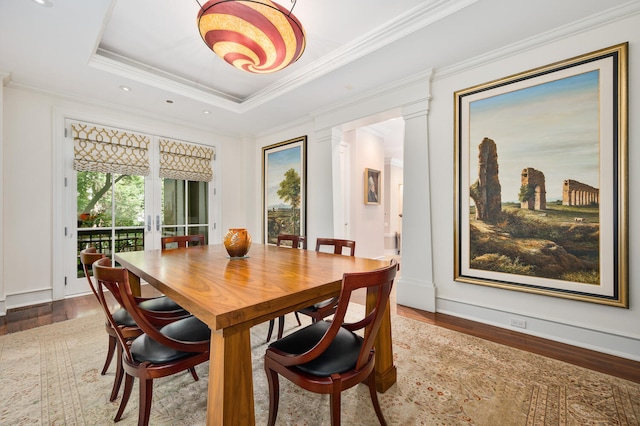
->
[77, 228, 144, 277]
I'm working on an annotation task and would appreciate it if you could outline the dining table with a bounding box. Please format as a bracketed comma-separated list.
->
[115, 243, 397, 425]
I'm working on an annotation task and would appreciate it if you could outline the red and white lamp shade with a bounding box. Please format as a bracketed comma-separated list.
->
[197, 0, 306, 74]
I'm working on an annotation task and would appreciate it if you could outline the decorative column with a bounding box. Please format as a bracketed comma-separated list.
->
[396, 98, 436, 312]
[311, 127, 341, 242]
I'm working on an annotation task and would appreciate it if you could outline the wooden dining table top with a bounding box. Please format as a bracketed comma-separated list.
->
[115, 243, 389, 331]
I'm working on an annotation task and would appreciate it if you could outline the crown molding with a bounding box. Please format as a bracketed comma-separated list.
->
[434, 0, 640, 81]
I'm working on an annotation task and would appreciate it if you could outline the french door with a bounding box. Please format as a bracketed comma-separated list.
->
[62, 120, 216, 297]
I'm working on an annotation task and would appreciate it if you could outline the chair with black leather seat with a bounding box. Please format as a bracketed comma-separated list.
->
[266, 234, 306, 341]
[92, 257, 210, 426]
[264, 259, 398, 426]
[160, 234, 205, 250]
[295, 238, 357, 325]
[80, 247, 190, 402]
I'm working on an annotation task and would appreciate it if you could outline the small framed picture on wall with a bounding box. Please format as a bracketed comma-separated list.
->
[364, 168, 381, 205]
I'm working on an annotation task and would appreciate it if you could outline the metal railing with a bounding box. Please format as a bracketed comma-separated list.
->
[76, 228, 144, 277]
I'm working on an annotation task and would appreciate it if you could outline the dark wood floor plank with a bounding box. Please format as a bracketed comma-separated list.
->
[1, 291, 638, 385]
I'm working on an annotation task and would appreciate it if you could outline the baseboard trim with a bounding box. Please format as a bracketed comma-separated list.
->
[437, 298, 640, 362]
[396, 276, 435, 312]
[1, 289, 54, 316]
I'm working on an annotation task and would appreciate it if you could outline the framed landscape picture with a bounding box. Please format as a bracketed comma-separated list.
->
[454, 43, 628, 307]
[262, 136, 307, 245]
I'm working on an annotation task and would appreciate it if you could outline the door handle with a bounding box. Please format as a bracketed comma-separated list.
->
[156, 215, 160, 232]
[147, 215, 151, 232]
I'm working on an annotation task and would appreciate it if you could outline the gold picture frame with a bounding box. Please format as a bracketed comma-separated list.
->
[454, 43, 628, 307]
[262, 136, 307, 245]
[364, 168, 381, 205]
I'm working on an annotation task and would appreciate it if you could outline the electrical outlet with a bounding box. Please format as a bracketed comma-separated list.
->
[510, 318, 526, 329]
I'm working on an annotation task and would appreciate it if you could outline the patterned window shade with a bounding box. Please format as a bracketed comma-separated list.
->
[159, 139, 214, 182]
[72, 123, 151, 176]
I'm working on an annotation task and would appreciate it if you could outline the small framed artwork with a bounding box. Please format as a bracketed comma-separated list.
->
[262, 136, 307, 245]
[454, 43, 628, 307]
[364, 168, 381, 205]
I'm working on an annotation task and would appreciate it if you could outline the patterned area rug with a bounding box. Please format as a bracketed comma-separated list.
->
[1, 305, 638, 425]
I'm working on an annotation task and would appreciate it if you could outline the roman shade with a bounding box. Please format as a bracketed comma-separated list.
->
[72, 123, 151, 176]
[159, 139, 214, 182]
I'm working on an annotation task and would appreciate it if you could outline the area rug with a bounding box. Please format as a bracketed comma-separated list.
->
[1, 306, 638, 425]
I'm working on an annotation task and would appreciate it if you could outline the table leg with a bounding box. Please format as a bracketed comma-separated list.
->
[367, 293, 397, 392]
[125, 270, 141, 297]
[206, 325, 255, 425]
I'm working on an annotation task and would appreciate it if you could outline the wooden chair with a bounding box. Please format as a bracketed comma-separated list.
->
[79, 247, 189, 402]
[264, 259, 398, 426]
[266, 235, 306, 341]
[276, 234, 307, 249]
[160, 234, 205, 250]
[295, 238, 357, 324]
[92, 257, 210, 426]
[315, 238, 356, 256]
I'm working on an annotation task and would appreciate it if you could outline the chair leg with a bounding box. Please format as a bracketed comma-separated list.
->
[330, 383, 342, 426]
[294, 311, 301, 326]
[102, 334, 116, 375]
[189, 367, 199, 381]
[276, 315, 285, 340]
[365, 372, 387, 426]
[115, 373, 134, 422]
[110, 343, 124, 402]
[267, 319, 275, 342]
[138, 378, 154, 426]
[265, 364, 280, 426]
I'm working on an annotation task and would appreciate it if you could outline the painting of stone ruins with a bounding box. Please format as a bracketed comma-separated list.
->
[469, 137, 599, 284]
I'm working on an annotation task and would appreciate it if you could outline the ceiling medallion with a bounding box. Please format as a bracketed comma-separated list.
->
[197, 0, 306, 74]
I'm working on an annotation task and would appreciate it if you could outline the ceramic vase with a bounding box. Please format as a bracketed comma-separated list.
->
[223, 228, 252, 258]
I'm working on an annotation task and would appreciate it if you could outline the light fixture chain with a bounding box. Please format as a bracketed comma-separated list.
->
[288, 0, 298, 16]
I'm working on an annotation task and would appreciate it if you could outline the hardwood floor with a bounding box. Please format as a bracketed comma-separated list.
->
[2, 287, 638, 384]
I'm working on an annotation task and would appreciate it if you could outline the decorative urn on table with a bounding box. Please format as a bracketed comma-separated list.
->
[223, 228, 252, 258]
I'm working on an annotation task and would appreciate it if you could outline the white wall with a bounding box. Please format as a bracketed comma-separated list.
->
[3, 88, 55, 306]
[0, 73, 6, 314]
[351, 128, 385, 259]
[384, 159, 403, 253]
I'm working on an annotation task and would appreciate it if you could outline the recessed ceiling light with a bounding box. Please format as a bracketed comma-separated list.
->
[120, 85, 131, 92]
[32, 0, 54, 7]
[203, 110, 211, 114]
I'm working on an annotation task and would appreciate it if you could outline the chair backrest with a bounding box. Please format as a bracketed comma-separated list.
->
[92, 257, 209, 358]
[276, 234, 307, 249]
[282, 259, 397, 370]
[315, 238, 356, 256]
[90, 257, 137, 362]
[333, 259, 397, 369]
[161, 234, 205, 250]
[79, 246, 106, 300]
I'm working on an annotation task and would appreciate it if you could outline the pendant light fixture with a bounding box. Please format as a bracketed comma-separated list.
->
[197, 0, 306, 74]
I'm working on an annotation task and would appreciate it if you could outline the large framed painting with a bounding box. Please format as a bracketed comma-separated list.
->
[454, 43, 628, 307]
[262, 136, 307, 245]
